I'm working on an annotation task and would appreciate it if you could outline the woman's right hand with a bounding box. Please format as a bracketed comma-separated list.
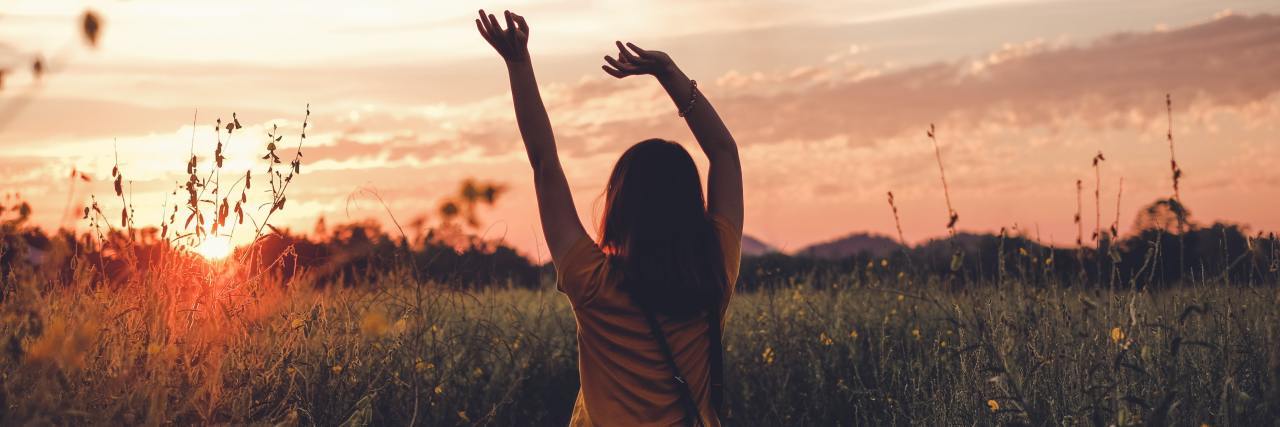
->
[602, 41, 677, 79]
[476, 9, 530, 63]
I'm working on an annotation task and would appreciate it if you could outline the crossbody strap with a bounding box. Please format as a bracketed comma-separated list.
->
[707, 306, 724, 414]
[641, 308, 708, 427]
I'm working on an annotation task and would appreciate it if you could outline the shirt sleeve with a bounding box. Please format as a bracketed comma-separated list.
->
[555, 235, 608, 307]
[710, 213, 742, 303]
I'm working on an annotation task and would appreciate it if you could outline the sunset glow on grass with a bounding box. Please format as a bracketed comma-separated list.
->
[193, 235, 233, 261]
[1, 1, 1279, 425]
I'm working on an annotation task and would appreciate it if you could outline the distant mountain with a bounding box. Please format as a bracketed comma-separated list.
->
[742, 234, 777, 256]
[795, 233, 903, 259]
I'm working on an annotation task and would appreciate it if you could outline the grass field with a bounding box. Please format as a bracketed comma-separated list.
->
[4, 267, 1277, 426]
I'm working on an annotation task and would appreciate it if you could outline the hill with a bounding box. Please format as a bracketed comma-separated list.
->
[795, 232, 902, 259]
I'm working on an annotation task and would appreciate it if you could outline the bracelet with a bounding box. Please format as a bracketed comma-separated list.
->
[678, 79, 698, 118]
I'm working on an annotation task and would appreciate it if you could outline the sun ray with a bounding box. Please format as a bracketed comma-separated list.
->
[194, 235, 233, 261]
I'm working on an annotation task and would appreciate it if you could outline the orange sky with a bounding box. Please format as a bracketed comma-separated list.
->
[2, 0, 1279, 259]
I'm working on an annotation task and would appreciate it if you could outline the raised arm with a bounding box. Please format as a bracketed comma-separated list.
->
[477, 10, 588, 263]
[603, 42, 743, 233]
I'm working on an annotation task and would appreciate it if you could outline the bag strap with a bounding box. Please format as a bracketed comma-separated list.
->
[707, 305, 724, 414]
[641, 306, 722, 427]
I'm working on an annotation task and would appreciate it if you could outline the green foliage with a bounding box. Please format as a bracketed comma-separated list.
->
[1, 269, 1277, 425]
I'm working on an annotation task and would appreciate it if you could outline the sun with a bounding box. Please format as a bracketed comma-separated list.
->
[194, 235, 234, 261]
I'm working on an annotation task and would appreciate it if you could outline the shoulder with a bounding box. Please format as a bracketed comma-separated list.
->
[555, 235, 609, 306]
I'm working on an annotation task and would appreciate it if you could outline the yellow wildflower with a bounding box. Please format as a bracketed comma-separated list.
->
[762, 346, 776, 365]
[1109, 327, 1125, 344]
[331, 364, 343, 375]
[987, 399, 999, 412]
[819, 332, 833, 346]
[849, 328, 859, 339]
[435, 385, 444, 395]
[911, 328, 921, 340]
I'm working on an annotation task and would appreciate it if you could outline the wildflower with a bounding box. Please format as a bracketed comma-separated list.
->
[287, 367, 297, 375]
[147, 343, 162, 355]
[434, 385, 444, 395]
[331, 364, 343, 375]
[472, 367, 484, 377]
[290, 317, 306, 330]
[1045, 257, 1053, 266]
[761, 346, 776, 365]
[1109, 327, 1125, 344]
[896, 294, 905, 302]
[880, 259, 888, 267]
[360, 312, 389, 336]
[819, 332, 833, 346]
[458, 411, 470, 422]
[897, 271, 905, 280]
[849, 329, 859, 339]
[1018, 247, 1028, 256]
[987, 399, 999, 412]
[940, 341, 947, 348]
[911, 328, 921, 340]
[415, 358, 432, 373]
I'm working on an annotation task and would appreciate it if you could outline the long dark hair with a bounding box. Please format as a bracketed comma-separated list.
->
[599, 139, 726, 320]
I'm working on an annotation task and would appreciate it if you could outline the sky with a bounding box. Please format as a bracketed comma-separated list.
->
[1, 0, 1279, 260]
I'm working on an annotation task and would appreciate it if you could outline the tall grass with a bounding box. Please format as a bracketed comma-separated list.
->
[2, 270, 1277, 425]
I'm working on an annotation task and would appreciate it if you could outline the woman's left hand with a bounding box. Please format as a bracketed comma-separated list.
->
[602, 41, 676, 79]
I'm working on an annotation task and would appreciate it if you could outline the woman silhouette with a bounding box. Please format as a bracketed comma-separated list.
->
[477, 10, 743, 427]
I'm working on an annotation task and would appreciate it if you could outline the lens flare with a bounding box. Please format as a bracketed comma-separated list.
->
[194, 235, 233, 261]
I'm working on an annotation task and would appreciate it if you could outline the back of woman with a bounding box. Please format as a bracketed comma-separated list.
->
[476, 9, 744, 426]
[558, 212, 741, 426]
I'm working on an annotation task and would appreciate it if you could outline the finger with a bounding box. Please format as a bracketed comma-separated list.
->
[487, 13, 503, 39]
[602, 65, 626, 79]
[473, 18, 486, 43]
[513, 13, 529, 35]
[626, 42, 654, 59]
[616, 41, 639, 62]
[604, 55, 632, 71]
[478, 10, 492, 33]
[478, 19, 501, 50]
[479, 10, 501, 43]
[505, 10, 517, 35]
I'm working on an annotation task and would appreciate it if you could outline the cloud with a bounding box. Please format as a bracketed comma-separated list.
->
[540, 14, 1280, 154]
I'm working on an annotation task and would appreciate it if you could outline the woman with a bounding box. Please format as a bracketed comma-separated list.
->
[477, 10, 743, 427]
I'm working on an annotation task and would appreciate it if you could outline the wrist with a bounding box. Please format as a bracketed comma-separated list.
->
[655, 63, 683, 81]
[503, 54, 533, 69]
[655, 64, 686, 85]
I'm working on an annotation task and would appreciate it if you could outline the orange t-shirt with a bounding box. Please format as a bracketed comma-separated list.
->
[556, 214, 741, 427]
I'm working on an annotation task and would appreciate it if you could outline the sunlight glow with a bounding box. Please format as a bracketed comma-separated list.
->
[194, 235, 234, 261]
